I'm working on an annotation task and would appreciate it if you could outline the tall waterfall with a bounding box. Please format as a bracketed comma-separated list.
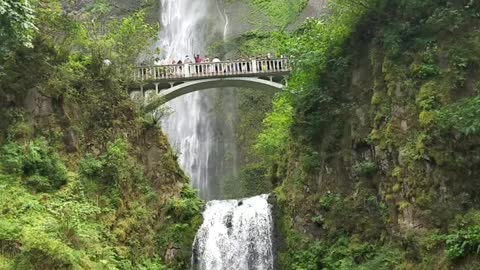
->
[192, 194, 274, 270]
[158, 0, 237, 200]
[157, 2, 275, 268]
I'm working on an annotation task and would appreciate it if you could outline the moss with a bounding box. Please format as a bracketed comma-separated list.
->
[417, 81, 440, 111]
[419, 110, 434, 127]
[392, 183, 401, 193]
[392, 166, 402, 178]
[352, 161, 378, 177]
[371, 92, 382, 105]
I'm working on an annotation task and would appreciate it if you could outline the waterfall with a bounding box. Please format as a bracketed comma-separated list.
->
[156, 2, 275, 268]
[158, 0, 237, 200]
[192, 194, 274, 270]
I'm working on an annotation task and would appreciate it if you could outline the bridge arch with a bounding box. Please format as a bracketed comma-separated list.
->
[159, 77, 284, 103]
[140, 77, 285, 113]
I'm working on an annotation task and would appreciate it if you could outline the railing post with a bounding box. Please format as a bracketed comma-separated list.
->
[184, 64, 190, 77]
[154, 83, 159, 94]
[252, 60, 257, 73]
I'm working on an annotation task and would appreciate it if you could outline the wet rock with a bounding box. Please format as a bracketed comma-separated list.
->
[164, 242, 179, 264]
[400, 120, 408, 132]
[24, 89, 53, 122]
[64, 130, 78, 153]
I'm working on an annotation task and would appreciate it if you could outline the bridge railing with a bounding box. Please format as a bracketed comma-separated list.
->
[134, 58, 290, 81]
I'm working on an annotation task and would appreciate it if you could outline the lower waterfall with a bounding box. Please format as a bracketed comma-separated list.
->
[192, 194, 274, 270]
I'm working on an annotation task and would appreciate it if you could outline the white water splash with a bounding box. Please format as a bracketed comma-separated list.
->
[192, 194, 274, 270]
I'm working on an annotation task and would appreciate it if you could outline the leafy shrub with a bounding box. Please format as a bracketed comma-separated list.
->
[1, 139, 68, 192]
[291, 241, 324, 270]
[251, 0, 309, 27]
[416, 81, 439, 111]
[233, 164, 270, 198]
[0, 142, 24, 174]
[441, 210, 480, 260]
[137, 258, 172, 270]
[255, 95, 293, 164]
[319, 193, 342, 211]
[22, 139, 68, 192]
[352, 161, 378, 176]
[167, 185, 203, 222]
[23, 175, 53, 193]
[435, 95, 480, 135]
[290, 238, 403, 270]
[79, 139, 143, 187]
[444, 226, 480, 260]
[371, 92, 382, 105]
[419, 110, 434, 127]
[300, 151, 321, 174]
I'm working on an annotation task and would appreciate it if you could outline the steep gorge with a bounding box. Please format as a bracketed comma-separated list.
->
[2, 0, 480, 269]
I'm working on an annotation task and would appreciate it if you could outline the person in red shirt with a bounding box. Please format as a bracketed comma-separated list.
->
[194, 54, 203, 74]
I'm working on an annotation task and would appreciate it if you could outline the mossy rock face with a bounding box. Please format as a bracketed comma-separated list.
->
[264, 1, 480, 269]
[0, 8, 201, 269]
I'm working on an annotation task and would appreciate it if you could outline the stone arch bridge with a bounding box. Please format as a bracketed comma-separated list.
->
[132, 58, 290, 111]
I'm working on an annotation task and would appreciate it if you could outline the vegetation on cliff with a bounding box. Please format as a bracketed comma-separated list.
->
[3, 0, 480, 269]
[0, 1, 202, 269]
[246, 0, 480, 269]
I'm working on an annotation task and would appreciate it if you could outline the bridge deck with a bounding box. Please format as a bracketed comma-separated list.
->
[134, 58, 291, 83]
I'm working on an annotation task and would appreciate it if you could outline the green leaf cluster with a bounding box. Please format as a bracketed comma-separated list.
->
[1, 139, 68, 192]
[0, 0, 37, 59]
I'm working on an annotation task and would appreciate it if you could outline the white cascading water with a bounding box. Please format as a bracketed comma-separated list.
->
[192, 194, 274, 270]
[158, 0, 231, 200]
[157, 2, 274, 268]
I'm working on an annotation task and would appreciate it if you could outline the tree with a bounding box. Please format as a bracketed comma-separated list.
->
[0, 0, 37, 59]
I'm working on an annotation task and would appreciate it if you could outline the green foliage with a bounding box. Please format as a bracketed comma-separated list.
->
[218, 31, 287, 59]
[268, 1, 480, 270]
[0, 1, 198, 269]
[167, 185, 203, 222]
[223, 164, 271, 199]
[254, 0, 376, 162]
[0, 136, 197, 269]
[0, 142, 24, 174]
[440, 210, 480, 260]
[0, 0, 37, 60]
[352, 161, 378, 177]
[435, 95, 480, 136]
[255, 95, 293, 164]
[249, 0, 308, 28]
[80, 139, 143, 189]
[0, 139, 68, 192]
[410, 44, 440, 80]
[290, 238, 404, 270]
[22, 139, 68, 191]
[419, 110, 434, 127]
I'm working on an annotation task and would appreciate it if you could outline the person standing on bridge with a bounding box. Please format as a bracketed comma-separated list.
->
[184, 55, 193, 76]
[266, 53, 272, 71]
[212, 56, 221, 74]
[195, 54, 203, 74]
[204, 56, 211, 74]
[177, 60, 183, 76]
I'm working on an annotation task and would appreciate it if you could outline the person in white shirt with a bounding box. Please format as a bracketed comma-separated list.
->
[204, 56, 211, 74]
[212, 57, 221, 74]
